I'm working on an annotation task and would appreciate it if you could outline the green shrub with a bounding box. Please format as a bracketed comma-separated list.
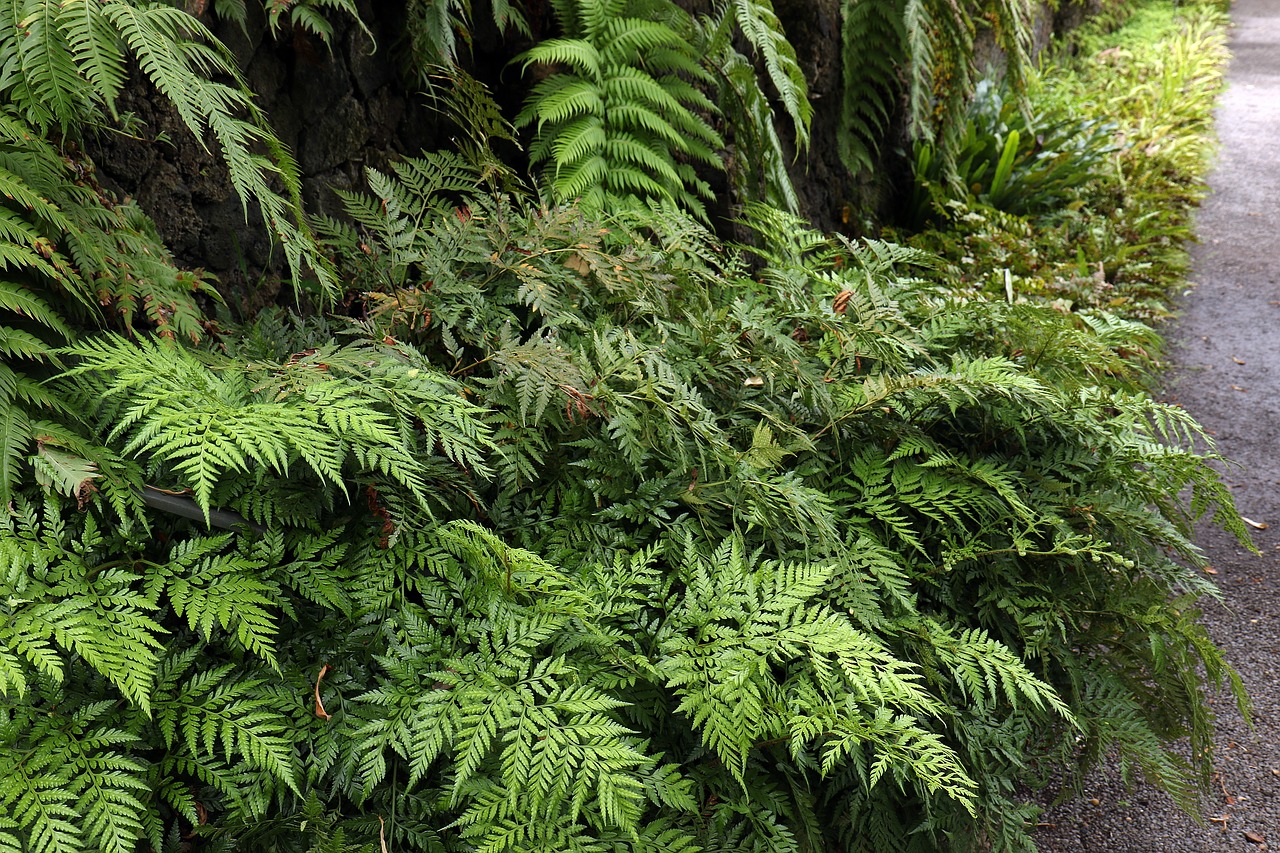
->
[908, 78, 1118, 224]
[1, 156, 1248, 851]
[0, 1, 1244, 851]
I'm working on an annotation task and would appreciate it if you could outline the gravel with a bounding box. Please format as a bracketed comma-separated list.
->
[1033, 1, 1280, 849]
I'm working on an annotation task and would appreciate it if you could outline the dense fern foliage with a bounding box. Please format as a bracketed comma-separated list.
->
[691, 0, 812, 212]
[0, 0, 1246, 850]
[839, 0, 1034, 179]
[1, 145, 1248, 850]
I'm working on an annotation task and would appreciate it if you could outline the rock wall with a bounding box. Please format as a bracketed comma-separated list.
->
[90, 0, 441, 306]
[90, 0, 1102, 305]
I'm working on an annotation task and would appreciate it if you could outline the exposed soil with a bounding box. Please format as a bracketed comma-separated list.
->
[1034, 1, 1280, 848]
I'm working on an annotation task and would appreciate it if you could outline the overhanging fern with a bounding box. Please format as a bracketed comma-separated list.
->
[0, 0, 333, 292]
[515, 0, 724, 218]
[0, 106, 217, 505]
[839, 0, 1035, 180]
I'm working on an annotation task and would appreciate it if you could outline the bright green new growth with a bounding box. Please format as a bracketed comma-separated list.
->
[0, 0, 343, 504]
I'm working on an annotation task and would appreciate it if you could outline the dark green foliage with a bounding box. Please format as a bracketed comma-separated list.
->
[838, 0, 905, 174]
[2, 147, 1247, 850]
[211, 0, 368, 46]
[692, 0, 812, 211]
[406, 0, 530, 71]
[908, 78, 1118, 225]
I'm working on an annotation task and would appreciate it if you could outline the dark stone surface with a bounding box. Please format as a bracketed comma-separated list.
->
[87, 0, 440, 305]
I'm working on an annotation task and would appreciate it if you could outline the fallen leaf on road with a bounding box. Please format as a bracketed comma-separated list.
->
[1245, 831, 1265, 845]
[1232, 385, 1248, 392]
[1243, 517, 1269, 530]
[1233, 356, 1247, 365]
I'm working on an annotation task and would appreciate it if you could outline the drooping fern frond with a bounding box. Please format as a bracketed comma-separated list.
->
[59, 334, 495, 516]
[727, 0, 811, 146]
[0, 105, 217, 504]
[839, 0, 906, 174]
[0, 0, 333, 293]
[263, 0, 370, 44]
[405, 0, 530, 71]
[839, 0, 1035, 180]
[691, 0, 813, 211]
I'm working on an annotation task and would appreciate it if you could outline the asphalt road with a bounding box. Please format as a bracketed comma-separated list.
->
[1034, 0, 1280, 849]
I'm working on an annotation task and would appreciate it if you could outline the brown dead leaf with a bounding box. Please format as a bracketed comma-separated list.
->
[1246, 831, 1265, 845]
[1232, 385, 1248, 392]
[1203, 566, 1219, 575]
[314, 665, 333, 721]
[1233, 356, 1247, 365]
[1243, 517, 1269, 530]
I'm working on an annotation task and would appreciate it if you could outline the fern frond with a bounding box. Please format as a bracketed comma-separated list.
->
[518, 0, 723, 216]
[729, 0, 811, 146]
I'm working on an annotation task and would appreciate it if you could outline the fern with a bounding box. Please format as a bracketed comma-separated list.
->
[839, 0, 1035, 179]
[0, 106, 216, 502]
[405, 0, 529, 71]
[839, 0, 905, 174]
[3, 133, 1249, 852]
[0, 0, 332, 292]
[727, 0, 811, 146]
[692, 0, 813, 211]
[516, 0, 724, 217]
[60, 333, 495, 516]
